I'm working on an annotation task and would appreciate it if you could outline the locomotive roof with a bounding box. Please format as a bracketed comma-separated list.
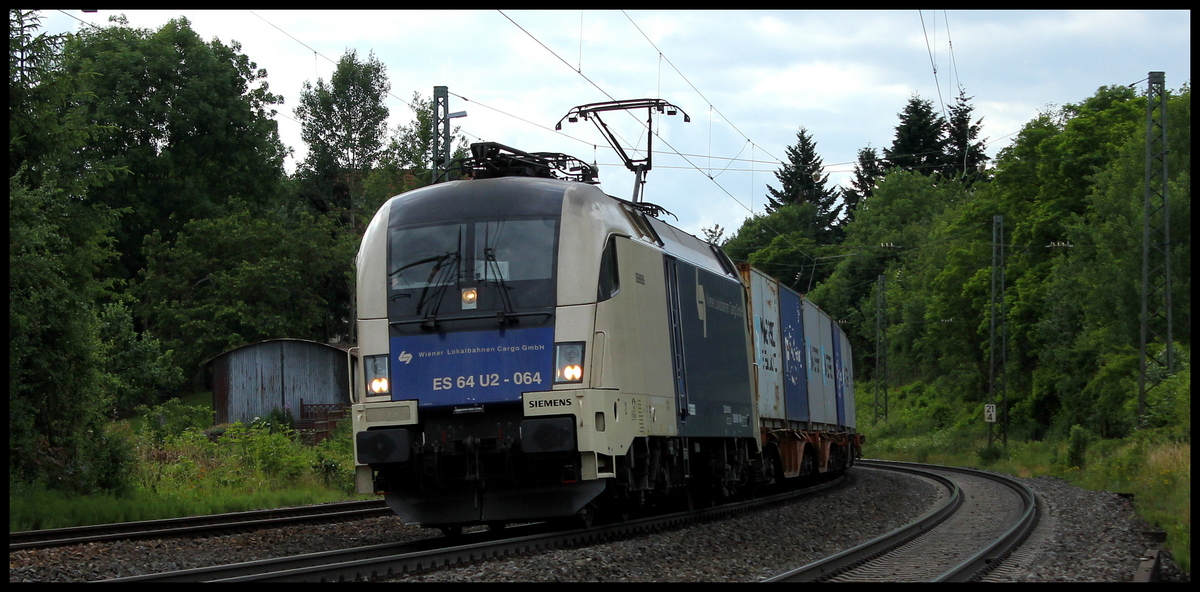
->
[378, 174, 738, 283]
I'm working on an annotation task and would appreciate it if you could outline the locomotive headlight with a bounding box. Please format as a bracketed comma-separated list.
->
[554, 342, 585, 384]
[461, 287, 478, 310]
[365, 354, 390, 396]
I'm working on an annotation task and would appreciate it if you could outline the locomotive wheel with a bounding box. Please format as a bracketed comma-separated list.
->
[573, 501, 599, 529]
[673, 485, 695, 512]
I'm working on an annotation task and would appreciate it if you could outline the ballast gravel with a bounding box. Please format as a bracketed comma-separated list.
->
[9, 467, 1188, 582]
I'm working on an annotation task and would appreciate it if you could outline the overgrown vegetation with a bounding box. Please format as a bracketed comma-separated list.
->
[9, 10, 446, 497]
[860, 355, 1191, 573]
[716, 56, 1189, 575]
[9, 400, 361, 532]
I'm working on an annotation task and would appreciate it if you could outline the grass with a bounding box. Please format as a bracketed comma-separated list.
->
[9, 481, 352, 532]
[9, 397, 368, 533]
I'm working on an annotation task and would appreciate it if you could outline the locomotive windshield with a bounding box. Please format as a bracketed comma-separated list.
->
[387, 216, 558, 324]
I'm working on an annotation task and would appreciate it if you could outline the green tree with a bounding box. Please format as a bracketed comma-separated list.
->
[9, 177, 125, 492]
[137, 207, 358, 378]
[1021, 84, 1190, 437]
[10, 9, 137, 494]
[723, 202, 825, 290]
[765, 126, 841, 243]
[700, 223, 726, 246]
[60, 16, 288, 283]
[942, 88, 989, 184]
[997, 85, 1148, 436]
[97, 301, 184, 415]
[294, 48, 390, 229]
[361, 91, 468, 217]
[885, 94, 948, 176]
[10, 9, 75, 184]
[840, 145, 885, 227]
[810, 171, 965, 382]
[815, 82, 1189, 442]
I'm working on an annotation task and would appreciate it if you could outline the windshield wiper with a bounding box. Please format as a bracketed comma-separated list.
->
[481, 246, 519, 326]
[389, 252, 449, 300]
[414, 251, 461, 330]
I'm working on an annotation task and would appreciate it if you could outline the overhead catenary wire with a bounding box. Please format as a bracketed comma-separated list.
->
[621, 10, 785, 167]
[944, 10, 962, 95]
[919, 10, 949, 122]
[54, 9, 1108, 302]
[86, 9, 1010, 193]
[53, 8, 1118, 225]
[62, 10, 1038, 185]
[490, 11, 1025, 271]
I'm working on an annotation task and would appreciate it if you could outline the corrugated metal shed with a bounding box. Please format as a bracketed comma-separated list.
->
[209, 339, 353, 425]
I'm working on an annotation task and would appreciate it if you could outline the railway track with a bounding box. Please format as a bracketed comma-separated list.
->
[98, 474, 849, 582]
[8, 499, 392, 551]
[763, 460, 1039, 582]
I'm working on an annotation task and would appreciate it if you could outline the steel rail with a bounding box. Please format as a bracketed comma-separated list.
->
[924, 462, 1040, 582]
[100, 474, 849, 582]
[10, 499, 390, 551]
[762, 460, 962, 582]
[763, 460, 1039, 583]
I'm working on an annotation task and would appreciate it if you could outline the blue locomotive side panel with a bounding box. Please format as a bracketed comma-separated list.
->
[390, 326, 555, 407]
[670, 258, 755, 439]
[779, 286, 810, 423]
[831, 322, 846, 427]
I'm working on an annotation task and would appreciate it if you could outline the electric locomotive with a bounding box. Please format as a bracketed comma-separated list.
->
[351, 143, 861, 533]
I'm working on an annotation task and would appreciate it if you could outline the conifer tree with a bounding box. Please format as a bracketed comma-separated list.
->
[841, 145, 884, 226]
[765, 126, 841, 242]
[942, 87, 989, 183]
[884, 95, 948, 176]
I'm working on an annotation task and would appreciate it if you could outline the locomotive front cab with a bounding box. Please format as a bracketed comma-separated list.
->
[351, 177, 617, 526]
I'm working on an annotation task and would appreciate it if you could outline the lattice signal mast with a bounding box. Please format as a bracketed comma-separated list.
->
[1139, 71, 1174, 421]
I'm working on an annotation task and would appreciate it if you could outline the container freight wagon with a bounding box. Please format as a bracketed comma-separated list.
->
[739, 264, 862, 479]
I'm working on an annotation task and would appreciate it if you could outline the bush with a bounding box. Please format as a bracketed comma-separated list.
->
[135, 399, 212, 444]
[1066, 424, 1091, 469]
[313, 419, 355, 494]
[90, 425, 137, 497]
[1140, 354, 1190, 438]
[252, 406, 296, 434]
[976, 442, 1005, 465]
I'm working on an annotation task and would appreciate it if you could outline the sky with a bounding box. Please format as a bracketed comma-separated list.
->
[40, 9, 1191, 240]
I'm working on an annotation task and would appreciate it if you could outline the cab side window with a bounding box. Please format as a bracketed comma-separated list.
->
[597, 236, 620, 302]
